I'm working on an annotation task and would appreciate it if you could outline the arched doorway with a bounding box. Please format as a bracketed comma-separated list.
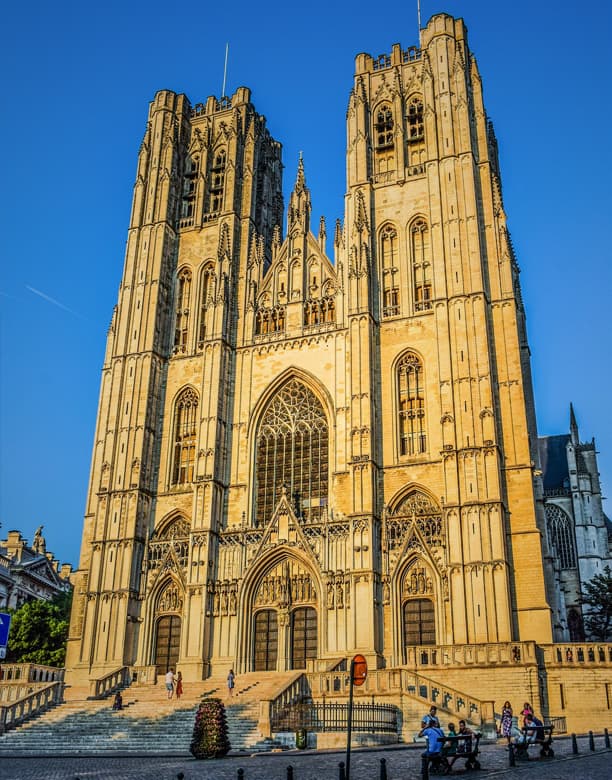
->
[154, 614, 181, 672]
[152, 579, 184, 673]
[403, 598, 436, 646]
[291, 606, 317, 669]
[254, 609, 278, 671]
[250, 556, 319, 671]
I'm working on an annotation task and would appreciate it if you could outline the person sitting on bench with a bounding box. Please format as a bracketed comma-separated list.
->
[524, 712, 545, 743]
[418, 717, 445, 772]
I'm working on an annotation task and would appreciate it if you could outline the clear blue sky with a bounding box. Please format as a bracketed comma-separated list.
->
[1, 1, 611, 568]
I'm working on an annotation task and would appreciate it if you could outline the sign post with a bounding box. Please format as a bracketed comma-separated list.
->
[345, 654, 367, 780]
[0, 613, 11, 661]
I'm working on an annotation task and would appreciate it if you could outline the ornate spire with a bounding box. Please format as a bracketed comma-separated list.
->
[569, 403, 579, 445]
[287, 154, 311, 233]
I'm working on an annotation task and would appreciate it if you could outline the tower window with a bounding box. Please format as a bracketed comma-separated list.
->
[206, 149, 226, 216]
[180, 155, 199, 228]
[197, 264, 215, 348]
[174, 268, 192, 352]
[380, 226, 399, 317]
[171, 388, 198, 485]
[397, 351, 426, 456]
[407, 98, 424, 140]
[375, 105, 394, 150]
[410, 219, 432, 311]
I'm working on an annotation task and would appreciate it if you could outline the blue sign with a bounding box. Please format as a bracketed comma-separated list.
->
[0, 613, 11, 647]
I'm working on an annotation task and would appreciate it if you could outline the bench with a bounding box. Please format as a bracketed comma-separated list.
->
[426, 732, 482, 774]
[512, 724, 554, 760]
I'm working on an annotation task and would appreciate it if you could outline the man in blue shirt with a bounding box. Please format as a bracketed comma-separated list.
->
[418, 717, 445, 773]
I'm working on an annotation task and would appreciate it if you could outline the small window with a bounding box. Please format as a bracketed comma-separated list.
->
[380, 226, 399, 317]
[171, 388, 198, 485]
[174, 269, 192, 352]
[397, 351, 426, 456]
[410, 219, 432, 311]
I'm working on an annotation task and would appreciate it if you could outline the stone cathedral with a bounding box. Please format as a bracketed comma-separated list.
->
[66, 14, 611, 727]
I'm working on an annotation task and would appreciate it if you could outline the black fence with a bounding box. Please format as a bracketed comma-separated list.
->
[271, 700, 398, 733]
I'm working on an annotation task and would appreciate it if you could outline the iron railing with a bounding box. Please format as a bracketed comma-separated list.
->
[272, 700, 398, 734]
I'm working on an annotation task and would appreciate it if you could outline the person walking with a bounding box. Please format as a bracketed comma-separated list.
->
[175, 671, 183, 700]
[227, 668, 235, 697]
[500, 701, 513, 744]
[165, 668, 175, 700]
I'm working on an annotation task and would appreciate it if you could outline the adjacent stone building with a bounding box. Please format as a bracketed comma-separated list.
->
[0, 528, 72, 610]
[65, 13, 610, 728]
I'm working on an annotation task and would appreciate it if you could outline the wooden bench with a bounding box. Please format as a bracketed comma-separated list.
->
[513, 724, 554, 760]
[429, 732, 483, 774]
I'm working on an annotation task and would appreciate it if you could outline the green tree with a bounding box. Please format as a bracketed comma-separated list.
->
[580, 565, 612, 641]
[7, 591, 72, 666]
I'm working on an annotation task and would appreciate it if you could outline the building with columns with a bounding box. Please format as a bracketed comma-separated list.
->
[66, 13, 610, 726]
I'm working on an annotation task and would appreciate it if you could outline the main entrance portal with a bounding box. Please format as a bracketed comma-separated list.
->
[251, 556, 319, 671]
[154, 615, 181, 672]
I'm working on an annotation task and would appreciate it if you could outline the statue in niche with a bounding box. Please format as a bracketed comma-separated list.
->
[327, 582, 334, 608]
[336, 581, 344, 608]
[383, 580, 390, 605]
[229, 586, 237, 615]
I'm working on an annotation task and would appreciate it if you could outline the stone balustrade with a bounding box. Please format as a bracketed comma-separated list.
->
[540, 642, 612, 666]
[88, 666, 130, 699]
[0, 663, 64, 683]
[0, 682, 63, 733]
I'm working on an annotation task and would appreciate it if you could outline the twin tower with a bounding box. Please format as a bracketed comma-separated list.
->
[67, 14, 560, 685]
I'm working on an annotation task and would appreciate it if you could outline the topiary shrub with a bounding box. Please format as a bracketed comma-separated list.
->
[190, 697, 230, 759]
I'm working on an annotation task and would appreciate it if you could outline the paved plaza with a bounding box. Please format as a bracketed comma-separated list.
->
[1, 738, 610, 780]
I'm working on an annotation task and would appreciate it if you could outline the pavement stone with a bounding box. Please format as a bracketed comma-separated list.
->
[0, 736, 609, 780]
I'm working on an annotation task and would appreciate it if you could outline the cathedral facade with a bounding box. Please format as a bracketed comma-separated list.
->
[66, 13, 609, 698]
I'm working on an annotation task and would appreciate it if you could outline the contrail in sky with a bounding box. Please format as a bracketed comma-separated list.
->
[26, 285, 86, 319]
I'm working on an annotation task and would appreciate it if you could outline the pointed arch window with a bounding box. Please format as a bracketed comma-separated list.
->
[380, 226, 399, 317]
[397, 352, 426, 456]
[375, 104, 394, 149]
[198, 263, 215, 348]
[255, 379, 328, 526]
[172, 388, 198, 485]
[375, 104, 395, 178]
[180, 155, 199, 228]
[545, 504, 577, 570]
[407, 97, 425, 173]
[174, 269, 192, 352]
[410, 219, 432, 311]
[407, 98, 424, 140]
[206, 149, 226, 215]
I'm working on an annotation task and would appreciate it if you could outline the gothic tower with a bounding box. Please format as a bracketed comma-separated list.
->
[67, 14, 559, 686]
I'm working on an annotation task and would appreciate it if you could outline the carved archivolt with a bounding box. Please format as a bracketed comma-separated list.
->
[253, 559, 317, 609]
[157, 580, 183, 614]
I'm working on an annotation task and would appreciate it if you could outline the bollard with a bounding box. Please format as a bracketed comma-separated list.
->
[237, 769, 245, 780]
[508, 745, 516, 767]
[589, 730, 595, 751]
[571, 733, 578, 754]
[379, 757, 387, 780]
[605, 728, 610, 749]
[338, 760, 346, 780]
[286, 766, 294, 780]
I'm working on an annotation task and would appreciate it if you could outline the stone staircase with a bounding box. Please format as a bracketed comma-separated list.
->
[0, 671, 299, 756]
